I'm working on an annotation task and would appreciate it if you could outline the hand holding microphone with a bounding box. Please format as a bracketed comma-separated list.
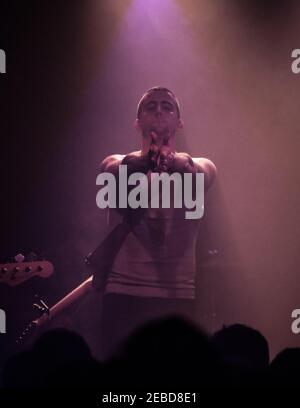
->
[156, 132, 175, 173]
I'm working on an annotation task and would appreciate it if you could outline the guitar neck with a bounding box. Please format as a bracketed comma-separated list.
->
[34, 275, 94, 326]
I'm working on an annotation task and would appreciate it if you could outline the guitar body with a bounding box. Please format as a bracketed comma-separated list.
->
[14, 220, 131, 352]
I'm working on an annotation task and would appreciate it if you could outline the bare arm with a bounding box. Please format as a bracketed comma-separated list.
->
[100, 147, 155, 176]
[156, 132, 217, 190]
[192, 157, 217, 191]
[91, 153, 143, 290]
[99, 154, 124, 175]
[98, 151, 154, 222]
[160, 151, 217, 191]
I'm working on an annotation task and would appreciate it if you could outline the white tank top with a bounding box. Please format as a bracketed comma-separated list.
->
[105, 206, 200, 299]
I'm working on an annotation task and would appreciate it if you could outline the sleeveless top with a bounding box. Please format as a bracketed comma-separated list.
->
[105, 205, 201, 299]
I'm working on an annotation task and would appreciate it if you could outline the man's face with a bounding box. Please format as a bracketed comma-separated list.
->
[136, 90, 182, 141]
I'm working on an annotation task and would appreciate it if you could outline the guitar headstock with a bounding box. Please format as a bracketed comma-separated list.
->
[0, 260, 54, 286]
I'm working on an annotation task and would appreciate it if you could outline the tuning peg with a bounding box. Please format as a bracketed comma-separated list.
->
[14, 253, 25, 263]
[1, 267, 8, 274]
[11, 267, 19, 279]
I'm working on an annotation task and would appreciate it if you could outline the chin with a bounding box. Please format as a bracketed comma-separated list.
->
[152, 125, 169, 134]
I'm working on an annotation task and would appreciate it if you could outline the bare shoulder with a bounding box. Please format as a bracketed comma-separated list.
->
[100, 151, 142, 170]
[125, 150, 142, 158]
[192, 157, 217, 188]
[193, 157, 217, 173]
[100, 154, 125, 172]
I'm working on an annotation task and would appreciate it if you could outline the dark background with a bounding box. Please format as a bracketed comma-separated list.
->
[1, 0, 300, 364]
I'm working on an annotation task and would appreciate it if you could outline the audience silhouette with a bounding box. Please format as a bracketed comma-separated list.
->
[0, 315, 298, 403]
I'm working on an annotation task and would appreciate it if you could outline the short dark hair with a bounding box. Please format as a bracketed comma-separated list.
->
[137, 86, 181, 119]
